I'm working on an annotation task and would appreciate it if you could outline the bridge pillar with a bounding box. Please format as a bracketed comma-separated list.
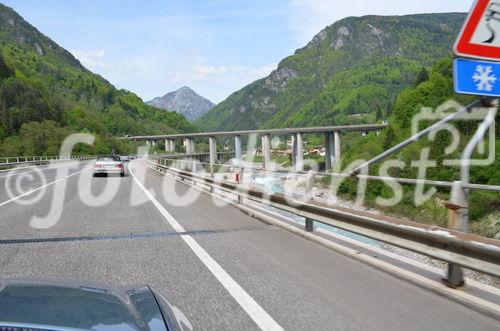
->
[184, 138, 195, 154]
[151, 140, 156, 148]
[165, 139, 175, 152]
[294, 133, 304, 171]
[334, 131, 341, 161]
[324, 132, 335, 170]
[234, 135, 242, 166]
[261, 134, 271, 170]
[209, 136, 217, 176]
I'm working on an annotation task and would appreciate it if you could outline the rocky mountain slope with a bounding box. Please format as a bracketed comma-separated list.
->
[196, 13, 467, 131]
[147, 86, 214, 121]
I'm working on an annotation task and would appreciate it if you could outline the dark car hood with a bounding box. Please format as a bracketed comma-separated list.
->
[0, 278, 168, 331]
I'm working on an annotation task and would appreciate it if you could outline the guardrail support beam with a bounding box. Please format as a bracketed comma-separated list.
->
[261, 134, 271, 170]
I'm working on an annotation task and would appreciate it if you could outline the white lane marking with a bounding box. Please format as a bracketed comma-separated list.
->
[129, 164, 283, 331]
[0, 167, 90, 207]
[0, 162, 80, 179]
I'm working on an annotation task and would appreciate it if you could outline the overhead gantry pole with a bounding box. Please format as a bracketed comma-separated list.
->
[261, 134, 271, 170]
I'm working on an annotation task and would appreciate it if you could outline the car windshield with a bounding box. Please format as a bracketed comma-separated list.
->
[97, 156, 121, 162]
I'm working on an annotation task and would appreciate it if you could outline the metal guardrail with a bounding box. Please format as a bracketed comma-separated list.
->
[154, 156, 500, 193]
[0, 155, 95, 170]
[146, 157, 500, 279]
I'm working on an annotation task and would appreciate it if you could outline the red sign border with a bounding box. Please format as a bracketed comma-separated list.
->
[454, 0, 500, 61]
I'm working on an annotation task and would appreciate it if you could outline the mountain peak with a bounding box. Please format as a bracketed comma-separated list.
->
[147, 87, 214, 121]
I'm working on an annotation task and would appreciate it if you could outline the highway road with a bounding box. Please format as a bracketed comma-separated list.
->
[0, 160, 498, 330]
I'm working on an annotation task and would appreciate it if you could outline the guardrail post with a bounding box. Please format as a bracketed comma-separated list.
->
[305, 218, 314, 232]
[444, 181, 467, 287]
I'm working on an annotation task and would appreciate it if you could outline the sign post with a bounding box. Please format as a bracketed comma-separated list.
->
[449, 0, 500, 288]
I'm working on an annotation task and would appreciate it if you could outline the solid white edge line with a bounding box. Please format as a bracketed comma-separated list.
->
[0, 166, 90, 207]
[129, 163, 283, 331]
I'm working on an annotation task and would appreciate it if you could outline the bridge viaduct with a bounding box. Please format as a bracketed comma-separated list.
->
[123, 124, 387, 171]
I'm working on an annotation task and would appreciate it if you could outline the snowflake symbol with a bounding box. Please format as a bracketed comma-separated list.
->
[471, 65, 497, 91]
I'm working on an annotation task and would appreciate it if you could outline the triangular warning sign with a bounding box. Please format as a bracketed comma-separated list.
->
[454, 0, 500, 61]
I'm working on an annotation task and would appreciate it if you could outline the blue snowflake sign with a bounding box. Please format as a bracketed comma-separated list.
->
[454, 58, 500, 97]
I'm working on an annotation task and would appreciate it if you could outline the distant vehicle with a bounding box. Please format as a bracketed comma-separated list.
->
[92, 156, 125, 177]
[0, 278, 193, 331]
[121, 155, 131, 162]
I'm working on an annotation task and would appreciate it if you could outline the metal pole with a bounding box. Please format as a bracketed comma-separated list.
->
[351, 99, 482, 175]
[443, 98, 497, 288]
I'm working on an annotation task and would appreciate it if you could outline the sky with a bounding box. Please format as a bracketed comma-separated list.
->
[3, 0, 474, 104]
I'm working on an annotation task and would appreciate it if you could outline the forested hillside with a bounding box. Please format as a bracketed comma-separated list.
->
[338, 58, 499, 237]
[196, 13, 466, 131]
[0, 3, 194, 156]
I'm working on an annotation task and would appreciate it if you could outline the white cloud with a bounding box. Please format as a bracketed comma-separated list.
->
[70, 49, 138, 74]
[288, 0, 473, 45]
[71, 49, 109, 69]
[166, 57, 275, 84]
[160, 57, 277, 103]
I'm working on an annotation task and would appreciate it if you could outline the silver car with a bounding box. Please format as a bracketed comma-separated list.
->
[92, 156, 125, 177]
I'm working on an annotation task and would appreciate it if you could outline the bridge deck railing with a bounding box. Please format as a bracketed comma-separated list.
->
[0, 155, 95, 171]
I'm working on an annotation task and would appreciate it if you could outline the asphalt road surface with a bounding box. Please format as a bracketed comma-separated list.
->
[0, 160, 498, 330]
